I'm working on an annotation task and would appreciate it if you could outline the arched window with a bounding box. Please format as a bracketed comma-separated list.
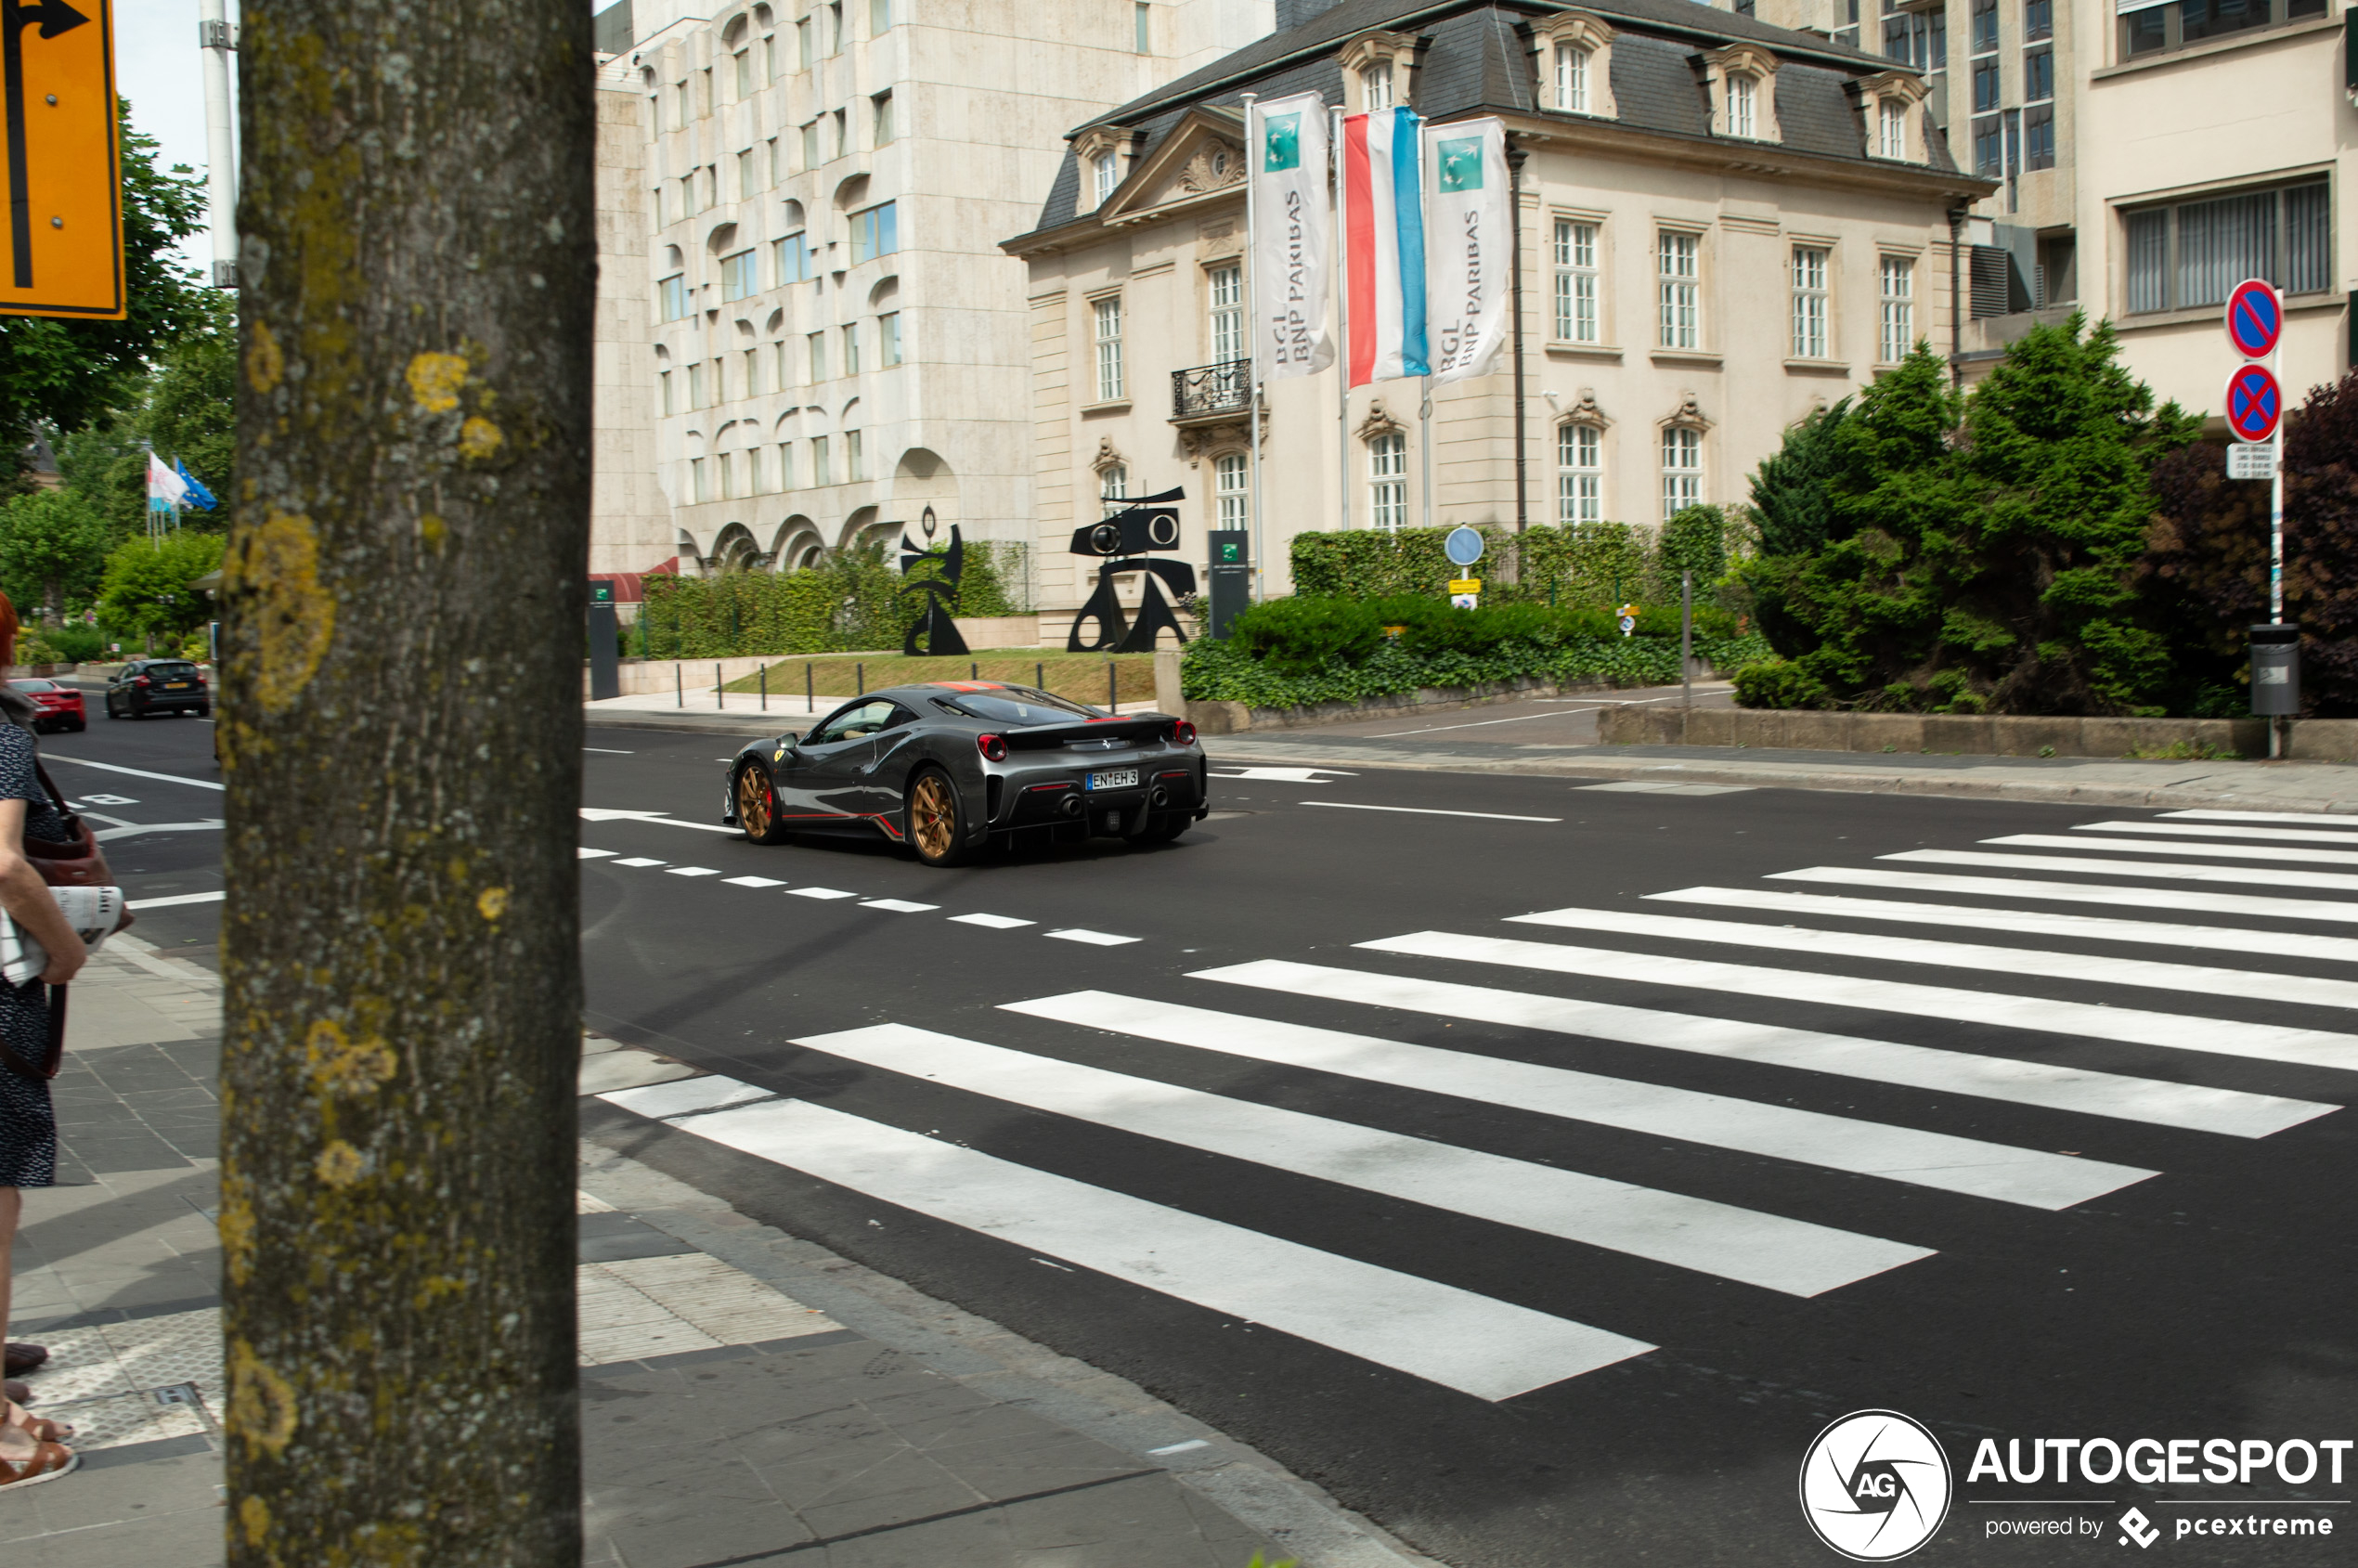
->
[1100, 462, 1130, 516]
[1879, 99, 1907, 160]
[1367, 433, 1406, 531]
[1728, 74, 1757, 140]
[1361, 65, 1393, 111]
[1093, 149, 1119, 208]
[1661, 426, 1703, 523]
[1214, 452, 1249, 530]
[1556, 45, 1590, 113]
[1557, 424, 1602, 525]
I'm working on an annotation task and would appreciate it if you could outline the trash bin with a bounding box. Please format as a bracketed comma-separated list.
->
[2249, 623, 2300, 716]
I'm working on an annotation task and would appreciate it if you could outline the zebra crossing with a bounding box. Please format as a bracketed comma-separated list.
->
[598, 802, 2355, 1406]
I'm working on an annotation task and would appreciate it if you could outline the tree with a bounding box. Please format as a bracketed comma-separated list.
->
[0, 489, 110, 622]
[218, 2, 593, 1562]
[0, 107, 209, 459]
[1748, 398, 1852, 559]
[1659, 504, 1731, 586]
[96, 531, 225, 641]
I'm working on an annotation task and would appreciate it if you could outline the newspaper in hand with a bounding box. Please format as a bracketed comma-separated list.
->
[0, 885, 126, 987]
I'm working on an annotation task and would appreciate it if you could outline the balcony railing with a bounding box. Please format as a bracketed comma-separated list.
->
[1171, 358, 1252, 421]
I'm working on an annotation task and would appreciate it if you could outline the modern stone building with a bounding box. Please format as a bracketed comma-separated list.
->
[1005, 0, 1993, 607]
[588, 0, 1279, 583]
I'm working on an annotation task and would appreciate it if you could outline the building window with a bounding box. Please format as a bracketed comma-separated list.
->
[1093, 149, 1119, 209]
[1553, 219, 1600, 343]
[660, 369, 674, 415]
[811, 434, 831, 487]
[775, 341, 793, 386]
[834, 109, 848, 159]
[777, 441, 793, 490]
[2024, 104, 2055, 170]
[719, 450, 735, 500]
[768, 138, 784, 187]
[1657, 230, 1699, 350]
[765, 32, 781, 79]
[734, 151, 754, 202]
[1362, 64, 1393, 112]
[720, 249, 758, 302]
[880, 311, 903, 365]
[687, 362, 706, 408]
[2125, 181, 2331, 314]
[2124, 0, 2325, 59]
[1215, 451, 1249, 529]
[1209, 263, 1243, 361]
[1661, 426, 1702, 522]
[1879, 255, 1914, 363]
[1556, 45, 1590, 113]
[1972, 0, 1999, 53]
[1877, 100, 1908, 160]
[2025, 0, 2052, 39]
[871, 0, 891, 32]
[1093, 295, 1125, 402]
[659, 272, 689, 321]
[847, 430, 865, 482]
[873, 91, 894, 146]
[842, 322, 861, 375]
[1100, 462, 1129, 515]
[1885, 8, 1940, 68]
[1972, 58, 1999, 113]
[1727, 74, 1756, 139]
[1557, 423, 1601, 525]
[2023, 46, 2052, 101]
[797, 17, 814, 69]
[744, 348, 762, 396]
[850, 201, 898, 263]
[1135, 1, 1152, 53]
[808, 330, 828, 382]
[1836, 0, 1859, 47]
[801, 120, 821, 169]
[1792, 245, 1829, 358]
[1973, 116, 2002, 177]
[1368, 432, 1406, 531]
[691, 457, 707, 503]
[775, 231, 810, 284]
[733, 49, 753, 98]
[830, 1, 845, 53]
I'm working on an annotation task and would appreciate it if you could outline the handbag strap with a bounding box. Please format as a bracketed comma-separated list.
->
[31, 759, 82, 835]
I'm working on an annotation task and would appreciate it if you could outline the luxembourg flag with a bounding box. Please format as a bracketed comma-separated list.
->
[1343, 106, 1427, 387]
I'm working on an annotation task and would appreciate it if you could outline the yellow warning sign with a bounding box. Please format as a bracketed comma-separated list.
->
[1448, 578, 1482, 595]
[0, 0, 123, 320]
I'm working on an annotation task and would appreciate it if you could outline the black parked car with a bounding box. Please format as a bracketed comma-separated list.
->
[723, 682, 1208, 867]
[105, 659, 211, 719]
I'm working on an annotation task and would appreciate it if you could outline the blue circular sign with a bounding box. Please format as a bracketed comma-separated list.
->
[2226, 364, 2283, 444]
[2226, 279, 2283, 358]
[1444, 525, 1484, 567]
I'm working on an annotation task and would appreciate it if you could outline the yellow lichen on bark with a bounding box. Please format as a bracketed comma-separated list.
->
[457, 416, 504, 460]
[227, 511, 335, 713]
[476, 887, 508, 921]
[247, 320, 286, 393]
[228, 1341, 301, 1458]
[405, 352, 469, 413]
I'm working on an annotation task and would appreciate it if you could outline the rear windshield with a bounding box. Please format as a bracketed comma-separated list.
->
[931, 690, 1094, 727]
[6, 680, 53, 693]
[148, 663, 199, 677]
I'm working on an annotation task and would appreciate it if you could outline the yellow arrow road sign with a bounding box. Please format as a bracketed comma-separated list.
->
[0, 0, 122, 319]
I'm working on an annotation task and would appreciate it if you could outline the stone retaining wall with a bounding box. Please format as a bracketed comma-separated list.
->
[1597, 705, 2358, 761]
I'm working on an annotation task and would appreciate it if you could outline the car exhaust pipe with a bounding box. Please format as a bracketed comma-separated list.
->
[1058, 794, 1082, 817]
[1149, 785, 1169, 808]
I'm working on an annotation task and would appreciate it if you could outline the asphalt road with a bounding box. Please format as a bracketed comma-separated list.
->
[56, 703, 2358, 1566]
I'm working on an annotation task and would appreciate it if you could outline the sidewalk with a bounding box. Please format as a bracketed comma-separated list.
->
[2, 939, 1419, 1567]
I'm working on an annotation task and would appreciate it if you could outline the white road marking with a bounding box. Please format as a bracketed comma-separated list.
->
[44, 756, 221, 791]
[1147, 1440, 1210, 1457]
[1179, 959, 2327, 1140]
[1046, 928, 1140, 945]
[951, 914, 1036, 929]
[665, 867, 722, 878]
[2161, 809, 2358, 826]
[1886, 849, 2358, 895]
[2077, 820, 2358, 847]
[1301, 801, 1562, 823]
[577, 807, 740, 835]
[790, 888, 859, 901]
[602, 1074, 775, 1119]
[861, 899, 939, 913]
[613, 857, 667, 868]
[723, 875, 787, 888]
[1577, 782, 1755, 797]
[1368, 708, 1603, 738]
[578, 848, 619, 860]
[126, 890, 224, 911]
[1362, 929, 2358, 1076]
[1655, 884, 2358, 965]
[1989, 834, 2358, 868]
[1508, 905, 2358, 1012]
[93, 820, 224, 841]
[1206, 768, 1358, 782]
[1036, 984, 2159, 1206]
[583, 747, 636, 755]
[1774, 865, 2358, 925]
[636, 1095, 1656, 1399]
[797, 1022, 1934, 1298]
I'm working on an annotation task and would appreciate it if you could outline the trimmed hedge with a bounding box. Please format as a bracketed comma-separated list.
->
[635, 542, 1022, 659]
[1289, 515, 1730, 608]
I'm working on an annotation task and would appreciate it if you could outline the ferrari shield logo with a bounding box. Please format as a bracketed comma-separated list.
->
[1263, 113, 1300, 172]
[1436, 136, 1483, 192]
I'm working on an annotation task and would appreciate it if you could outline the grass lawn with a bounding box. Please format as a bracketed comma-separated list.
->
[723, 650, 1162, 706]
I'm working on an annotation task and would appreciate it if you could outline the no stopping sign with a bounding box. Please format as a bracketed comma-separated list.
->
[2226, 364, 2283, 444]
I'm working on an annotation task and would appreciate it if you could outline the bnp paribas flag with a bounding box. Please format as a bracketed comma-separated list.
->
[1250, 92, 1334, 379]
[1422, 118, 1509, 384]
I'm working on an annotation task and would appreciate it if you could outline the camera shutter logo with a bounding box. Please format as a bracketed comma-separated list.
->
[1799, 1410, 1952, 1562]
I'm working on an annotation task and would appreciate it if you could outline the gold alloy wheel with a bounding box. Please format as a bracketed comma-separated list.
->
[910, 772, 957, 862]
[735, 766, 775, 840]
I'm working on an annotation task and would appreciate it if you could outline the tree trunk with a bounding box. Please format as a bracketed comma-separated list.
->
[220, 1, 592, 1561]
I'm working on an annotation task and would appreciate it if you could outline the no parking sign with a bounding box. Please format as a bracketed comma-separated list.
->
[2226, 278, 2283, 358]
[2226, 363, 2283, 444]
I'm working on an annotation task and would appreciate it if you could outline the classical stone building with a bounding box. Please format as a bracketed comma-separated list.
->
[588, 0, 1280, 583]
[1005, 0, 1994, 607]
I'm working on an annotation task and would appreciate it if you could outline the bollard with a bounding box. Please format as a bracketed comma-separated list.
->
[970, 661, 978, 680]
[806, 662, 813, 713]
[1036, 661, 1043, 693]
[857, 662, 864, 696]
[1108, 660, 1117, 713]
[715, 662, 722, 710]
[675, 662, 681, 708]
[759, 665, 767, 712]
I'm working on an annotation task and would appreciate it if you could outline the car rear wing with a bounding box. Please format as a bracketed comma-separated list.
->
[1006, 714, 1173, 750]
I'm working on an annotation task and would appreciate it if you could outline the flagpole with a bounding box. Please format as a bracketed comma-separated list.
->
[1242, 92, 1263, 603]
[1333, 105, 1348, 531]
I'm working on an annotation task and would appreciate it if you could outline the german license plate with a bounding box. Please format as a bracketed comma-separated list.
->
[164, 681, 190, 689]
[1086, 768, 1138, 792]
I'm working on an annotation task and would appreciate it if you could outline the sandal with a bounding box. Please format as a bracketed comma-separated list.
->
[5, 1401, 70, 1444]
[0, 1439, 76, 1488]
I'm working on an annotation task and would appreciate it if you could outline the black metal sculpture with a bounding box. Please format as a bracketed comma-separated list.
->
[1067, 486, 1195, 654]
[899, 505, 969, 657]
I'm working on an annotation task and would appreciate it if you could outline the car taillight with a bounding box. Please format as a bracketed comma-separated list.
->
[133, 677, 150, 687]
[1167, 719, 1197, 746]
[977, 733, 1007, 763]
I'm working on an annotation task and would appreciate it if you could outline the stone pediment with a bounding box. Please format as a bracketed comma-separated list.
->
[1098, 110, 1250, 224]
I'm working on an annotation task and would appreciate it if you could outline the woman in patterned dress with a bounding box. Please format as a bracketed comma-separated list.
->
[0, 707, 94, 1487]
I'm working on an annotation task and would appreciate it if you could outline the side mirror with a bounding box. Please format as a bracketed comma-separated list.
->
[775, 731, 801, 748]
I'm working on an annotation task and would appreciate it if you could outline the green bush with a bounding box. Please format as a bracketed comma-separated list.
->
[1290, 519, 1717, 610]
[633, 541, 1029, 659]
[1229, 596, 1384, 674]
[1731, 657, 1833, 709]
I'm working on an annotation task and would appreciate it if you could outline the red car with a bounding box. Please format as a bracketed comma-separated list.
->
[7, 679, 85, 733]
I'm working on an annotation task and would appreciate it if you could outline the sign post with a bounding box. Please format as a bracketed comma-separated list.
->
[1444, 525, 1483, 609]
[2223, 276, 2290, 755]
[0, 0, 123, 320]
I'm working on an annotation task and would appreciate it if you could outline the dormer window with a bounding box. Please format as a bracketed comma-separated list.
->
[1704, 45, 1781, 144]
[1557, 45, 1591, 113]
[1858, 73, 1926, 163]
[1535, 14, 1616, 120]
[1729, 74, 1757, 139]
[1094, 149, 1119, 206]
[1362, 64, 1393, 111]
[1076, 128, 1130, 213]
[1878, 99, 1906, 159]
[1341, 31, 1417, 114]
